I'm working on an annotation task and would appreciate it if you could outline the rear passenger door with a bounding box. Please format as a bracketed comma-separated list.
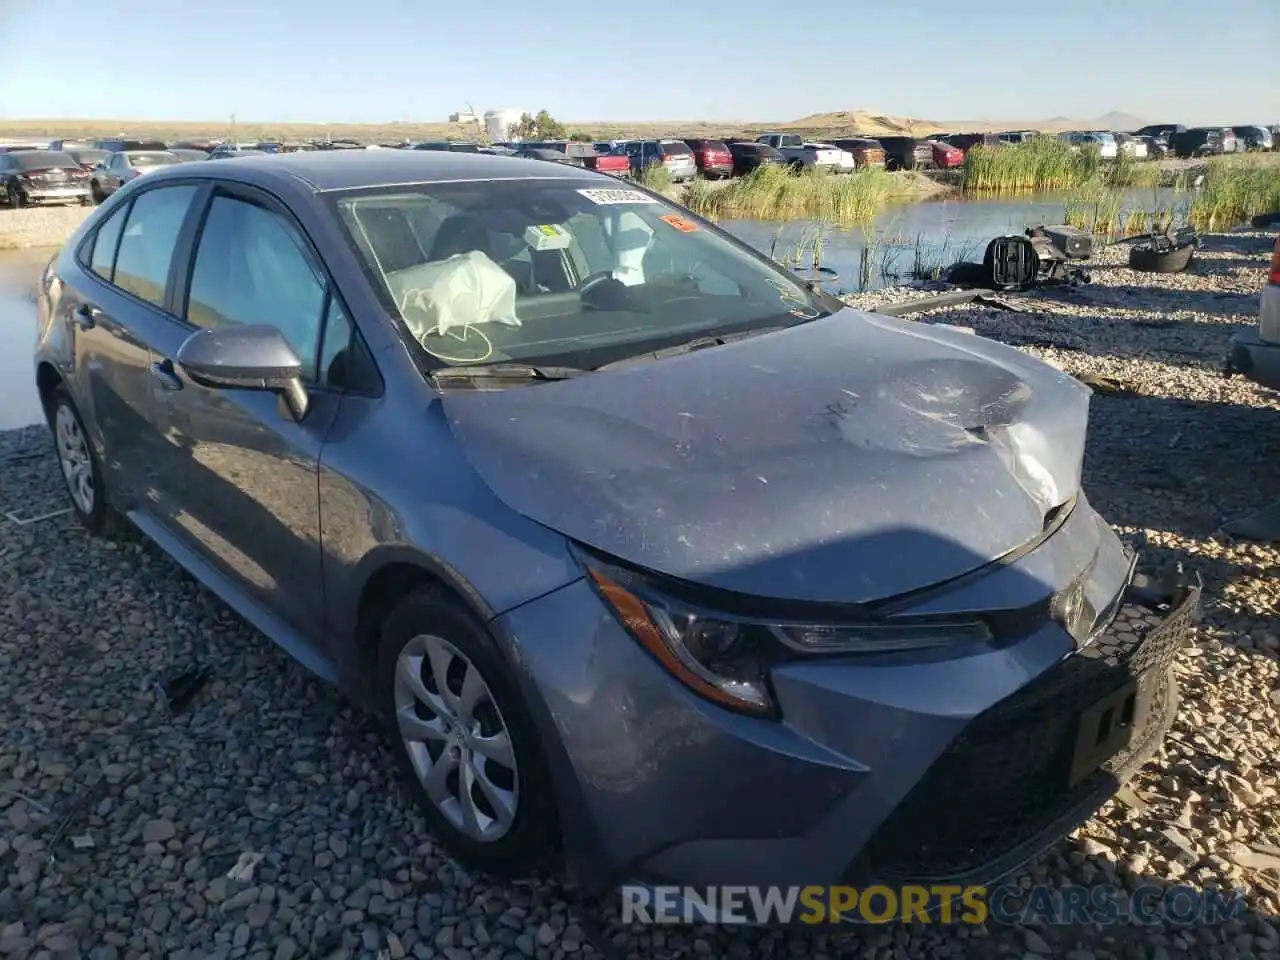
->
[63, 183, 201, 507]
[144, 183, 353, 637]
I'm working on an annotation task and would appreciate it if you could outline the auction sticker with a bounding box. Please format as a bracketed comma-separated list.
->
[577, 188, 658, 205]
[659, 213, 699, 232]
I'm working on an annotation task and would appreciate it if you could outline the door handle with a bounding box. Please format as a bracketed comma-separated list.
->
[74, 304, 99, 330]
[150, 358, 183, 391]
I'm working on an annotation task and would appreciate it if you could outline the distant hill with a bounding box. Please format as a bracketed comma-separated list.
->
[777, 108, 1150, 136]
[0, 109, 1153, 145]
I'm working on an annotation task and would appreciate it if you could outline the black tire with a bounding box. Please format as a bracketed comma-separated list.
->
[47, 386, 128, 537]
[377, 586, 558, 877]
[1129, 242, 1195, 274]
[90, 183, 104, 205]
[4, 180, 22, 209]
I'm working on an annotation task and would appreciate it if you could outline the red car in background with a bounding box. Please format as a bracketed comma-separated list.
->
[682, 139, 734, 179]
[929, 140, 965, 169]
[522, 141, 631, 176]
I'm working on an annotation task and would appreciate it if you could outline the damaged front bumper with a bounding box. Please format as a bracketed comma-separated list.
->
[837, 564, 1201, 892]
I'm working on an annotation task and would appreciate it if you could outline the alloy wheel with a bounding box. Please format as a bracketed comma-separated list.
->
[394, 634, 519, 842]
[55, 403, 94, 515]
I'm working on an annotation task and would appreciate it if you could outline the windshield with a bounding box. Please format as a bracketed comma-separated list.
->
[335, 179, 833, 370]
[127, 151, 178, 167]
[11, 151, 78, 170]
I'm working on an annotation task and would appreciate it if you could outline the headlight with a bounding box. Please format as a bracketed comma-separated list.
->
[580, 552, 992, 718]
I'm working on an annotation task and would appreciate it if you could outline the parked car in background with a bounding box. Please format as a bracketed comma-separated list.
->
[0, 150, 91, 207]
[65, 148, 111, 173]
[517, 141, 630, 176]
[681, 139, 734, 179]
[830, 138, 885, 168]
[1131, 135, 1166, 159]
[512, 147, 584, 167]
[804, 142, 858, 173]
[1133, 124, 1183, 157]
[90, 150, 181, 201]
[171, 140, 218, 152]
[934, 132, 1001, 154]
[169, 149, 212, 163]
[209, 145, 268, 160]
[1112, 133, 1149, 160]
[257, 142, 316, 155]
[1230, 234, 1280, 390]
[34, 149, 1196, 898]
[726, 140, 784, 175]
[0, 144, 41, 153]
[1057, 132, 1119, 160]
[48, 139, 97, 152]
[998, 130, 1040, 144]
[413, 141, 481, 153]
[875, 137, 933, 171]
[1170, 127, 1231, 158]
[623, 139, 697, 181]
[1232, 126, 1274, 152]
[755, 133, 845, 171]
[927, 140, 965, 169]
[93, 138, 167, 153]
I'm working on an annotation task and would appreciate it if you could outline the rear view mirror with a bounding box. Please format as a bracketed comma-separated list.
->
[176, 325, 309, 420]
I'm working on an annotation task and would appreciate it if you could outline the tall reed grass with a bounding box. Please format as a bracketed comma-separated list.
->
[683, 165, 897, 226]
[963, 140, 1161, 194]
[1187, 157, 1280, 229]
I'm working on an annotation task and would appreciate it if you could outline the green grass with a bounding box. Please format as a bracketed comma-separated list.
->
[1061, 180, 1128, 235]
[635, 163, 673, 192]
[1187, 156, 1280, 230]
[962, 139, 1161, 194]
[682, 164, 898, 226]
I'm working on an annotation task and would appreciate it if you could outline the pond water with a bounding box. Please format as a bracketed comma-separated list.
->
[0, 248, 53, 431]
[720, 186, 1185, 294]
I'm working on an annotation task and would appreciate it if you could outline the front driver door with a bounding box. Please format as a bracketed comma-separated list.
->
[145, 184, 352, 638]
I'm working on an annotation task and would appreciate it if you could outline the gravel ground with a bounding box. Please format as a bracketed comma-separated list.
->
[0, 207, 92, 251]
[2, 230, 1280, 959]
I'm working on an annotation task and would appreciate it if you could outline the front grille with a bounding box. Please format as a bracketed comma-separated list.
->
[846, 587, 1198, 884]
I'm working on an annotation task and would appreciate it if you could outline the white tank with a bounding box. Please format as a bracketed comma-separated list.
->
[484, 108, 526, 142]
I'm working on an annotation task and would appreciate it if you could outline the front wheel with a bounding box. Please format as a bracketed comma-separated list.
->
[4, 181, 22, 208]
[90, 182, 105, 204]
[378, 587, 559, 876]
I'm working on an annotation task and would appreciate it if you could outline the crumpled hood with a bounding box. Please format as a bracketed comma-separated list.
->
[443, 309, 1093, 604]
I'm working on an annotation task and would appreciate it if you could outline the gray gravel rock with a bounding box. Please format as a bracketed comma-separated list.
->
[2, 228, 1279, 958]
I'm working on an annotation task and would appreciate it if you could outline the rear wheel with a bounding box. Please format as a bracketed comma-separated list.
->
[4, 181, 22, 208]
[90, 182, 104, 204]
[377, 587, 558, 876]
[48, 387, 127, 536]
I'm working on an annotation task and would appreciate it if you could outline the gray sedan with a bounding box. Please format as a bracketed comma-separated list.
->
[33, 151, 1198, 896]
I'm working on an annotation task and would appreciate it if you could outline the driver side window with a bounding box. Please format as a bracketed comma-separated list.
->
[186, 195, 327, 381]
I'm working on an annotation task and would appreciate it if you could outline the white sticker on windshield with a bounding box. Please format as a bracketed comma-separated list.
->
[577, 188, 659, 206]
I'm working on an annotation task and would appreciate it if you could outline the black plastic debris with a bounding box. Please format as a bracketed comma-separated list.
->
[1028, 224, 1094, 260]
[156, 666, 210, 715]
[985, 235, 1040, 291]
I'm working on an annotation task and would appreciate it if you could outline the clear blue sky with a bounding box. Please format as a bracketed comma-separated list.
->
[2, 0, 1277, 126]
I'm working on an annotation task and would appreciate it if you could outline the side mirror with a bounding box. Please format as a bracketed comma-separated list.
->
[176, 325, 309, 420]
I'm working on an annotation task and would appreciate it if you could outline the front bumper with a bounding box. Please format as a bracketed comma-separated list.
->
[1229, 284, 1280, 390]
[496, 496, 1197, 893]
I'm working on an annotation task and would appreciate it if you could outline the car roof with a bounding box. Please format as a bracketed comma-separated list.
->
[141, 148, 611, 193]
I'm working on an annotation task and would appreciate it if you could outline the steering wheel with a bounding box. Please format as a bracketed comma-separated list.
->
[578, 271, 617, 293]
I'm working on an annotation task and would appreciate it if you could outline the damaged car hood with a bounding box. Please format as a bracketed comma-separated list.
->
[443, 309, 1093, 604]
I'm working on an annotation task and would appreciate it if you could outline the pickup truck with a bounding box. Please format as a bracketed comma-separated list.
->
[754, 133, 843, 171]
[521, 140, 631, 176]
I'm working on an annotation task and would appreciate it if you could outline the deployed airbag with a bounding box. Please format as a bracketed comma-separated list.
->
[387, 251, 521, 340]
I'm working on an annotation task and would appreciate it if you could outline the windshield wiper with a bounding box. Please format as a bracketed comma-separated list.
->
[596, 325, 794, 371]
[427, 363, 587, 389]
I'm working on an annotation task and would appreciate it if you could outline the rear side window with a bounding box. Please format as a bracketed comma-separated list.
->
[112, 185, 197, 307]
[88, 204, 129, 282]
[186, 194, 327, 381]
[660, 141, 691, 156]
